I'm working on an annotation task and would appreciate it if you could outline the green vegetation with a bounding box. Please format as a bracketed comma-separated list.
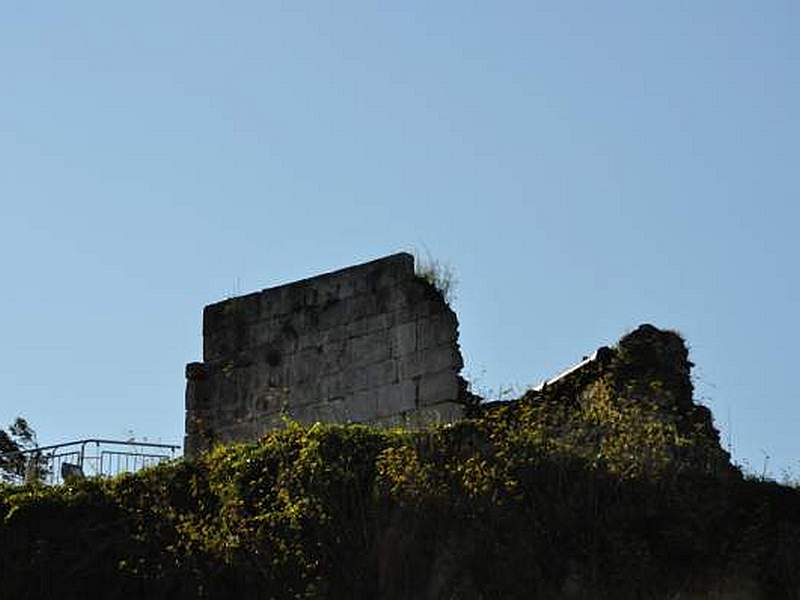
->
[0, 417, 45, 483]
[2, 408, 799, 597]
[2, 330, 799, 598]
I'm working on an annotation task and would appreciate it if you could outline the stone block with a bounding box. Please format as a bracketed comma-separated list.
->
[349, 253, 415, 295]
[343, 363, 369, 392]
[347, 293, 381, 322]
[419, 369, 460, 405]
[316, 277, 358, 305]
[395, 351, 427, 381]
[275, 283, 311, 315]
[277, 307, 319, 338]
[296, 330, 324, 353]
[341, 311, 393, 339]
[373, 284, 410, 314]
[397, 346, 461, 381]
[348, 331, 391, 367]
[256, 361, 291, 389]
[203, 327, 239, 362]
[285, 380, 323, 409]
[242, 319, 279, 350]
[218, 396, 253, 423]
[417, 312, 458, 350]
[344, 390, 378, 423]
[364, 359, 399, 389]
[290, 347, 325, 384]
[341, 315, 370, 339]
[393, 298, 445, 323]
[316, 295, 353, 330]
[367, 312, 394, 333]
[253, 387, 291, 416]
[391, 321, 418, 357]
[203, 292, 262, 334]
[320, 371, 349, 400]
[343, 360, 399, 393]
[317, 339, 348, 374]
[374, 381, 417, 418]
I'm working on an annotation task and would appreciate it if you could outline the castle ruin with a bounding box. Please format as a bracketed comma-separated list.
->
[185, 253, 469, 455]
[185, 253, 729, 477]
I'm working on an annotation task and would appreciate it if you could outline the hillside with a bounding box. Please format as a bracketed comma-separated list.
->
[2, 326, 799, 599]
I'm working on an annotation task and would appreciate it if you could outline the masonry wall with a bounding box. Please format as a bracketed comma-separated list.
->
[184, 253, 466, 456]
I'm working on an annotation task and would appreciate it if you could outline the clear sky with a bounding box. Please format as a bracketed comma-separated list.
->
[1, 2, 797, 477]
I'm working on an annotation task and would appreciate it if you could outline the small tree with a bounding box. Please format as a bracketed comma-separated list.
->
[0, 417, 45, 483]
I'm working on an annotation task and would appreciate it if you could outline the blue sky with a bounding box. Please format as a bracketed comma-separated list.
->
[1, 2, 797, 476]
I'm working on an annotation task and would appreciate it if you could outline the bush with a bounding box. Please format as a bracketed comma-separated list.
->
[1, 394, 798, 598]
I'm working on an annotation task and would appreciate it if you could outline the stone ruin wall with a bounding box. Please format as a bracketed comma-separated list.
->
[185, 253, 467, 456]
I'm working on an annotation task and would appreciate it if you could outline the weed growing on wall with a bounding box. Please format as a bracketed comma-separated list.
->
[412, 250, 458, 305]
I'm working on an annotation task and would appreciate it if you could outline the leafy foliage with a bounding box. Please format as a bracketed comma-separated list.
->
[0, 417, 45, 483]
[1, 376, 799, 598]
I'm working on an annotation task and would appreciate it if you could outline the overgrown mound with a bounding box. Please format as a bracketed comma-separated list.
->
[2, 326, 799, 599]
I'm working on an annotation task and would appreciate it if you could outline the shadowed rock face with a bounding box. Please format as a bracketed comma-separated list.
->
[185, 253, 468, 456]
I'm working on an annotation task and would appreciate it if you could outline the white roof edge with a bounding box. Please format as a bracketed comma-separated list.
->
[532, 349, 600, 392]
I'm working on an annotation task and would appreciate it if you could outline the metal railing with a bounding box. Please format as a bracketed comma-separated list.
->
[0, 439, 181, 486]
